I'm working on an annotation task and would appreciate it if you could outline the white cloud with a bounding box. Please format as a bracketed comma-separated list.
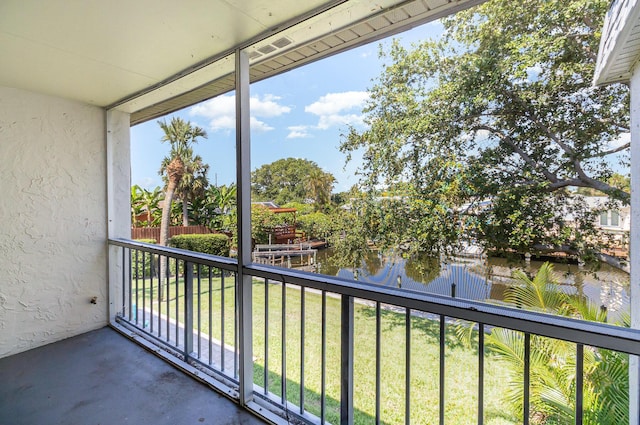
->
[609, 132, 630, 150]
[287, 125, 311, 139]
[251, 117, 274, 132]
[252, 94, 291, 117]
[305, 91, 369, 116]
[139, 177, 156, 189]
[205, 115, 235, 131]
[304, 91, 369, 130]
[360, 50, 373, 59]
[190, 94, 290, 132]
[317, 113, 365, 130]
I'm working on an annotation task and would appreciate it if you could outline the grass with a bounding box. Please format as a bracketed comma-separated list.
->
[132, 267, 518, 425]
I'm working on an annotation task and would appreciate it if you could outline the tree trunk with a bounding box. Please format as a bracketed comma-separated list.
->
[159, 157, 184, 301]
[182, 199, 189, 226]
[160, 184, 177, 247]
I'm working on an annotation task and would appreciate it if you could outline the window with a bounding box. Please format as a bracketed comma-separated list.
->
[600, 210, 620, 227]
[611, 210, 620, 227]
[600, 211, 609, 226]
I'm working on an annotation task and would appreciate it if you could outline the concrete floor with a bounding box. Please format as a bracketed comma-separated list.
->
[0, 327, 267, 425]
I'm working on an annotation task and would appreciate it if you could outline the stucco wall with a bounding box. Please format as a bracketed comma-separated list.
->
[0, 86, 108, 358]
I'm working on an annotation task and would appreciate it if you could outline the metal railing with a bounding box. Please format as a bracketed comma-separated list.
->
[109, 238, 640, 425]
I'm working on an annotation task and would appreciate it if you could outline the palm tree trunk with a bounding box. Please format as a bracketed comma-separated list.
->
[182, 199, 189, 226]
[160, 186, 176, 247]
[159, 176, 179, 301]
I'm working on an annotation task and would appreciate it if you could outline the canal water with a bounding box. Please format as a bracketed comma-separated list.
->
[314, 248, 630, 318]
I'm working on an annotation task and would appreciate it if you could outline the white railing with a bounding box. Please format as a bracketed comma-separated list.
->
[109, 238, 640, 425]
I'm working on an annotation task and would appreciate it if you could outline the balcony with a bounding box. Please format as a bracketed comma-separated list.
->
[0, 326, 266, 425]
[99, 239, 640, 424]
[3, 239, 639, 424]
[3, 1, 640, 424]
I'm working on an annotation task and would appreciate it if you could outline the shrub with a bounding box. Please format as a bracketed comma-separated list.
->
[297, 211, 335, 240]
[132, 239, 158, 277]
[168, 233, 230, 257]
[251, 205, 275, 245]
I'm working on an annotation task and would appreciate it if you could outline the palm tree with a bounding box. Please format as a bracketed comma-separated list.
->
[160, 147, 209, 226]
[179, 154, 209, 226]
[304, 169, 335, 210]
[157, 118, 206, 300]
[473, 263, 629, 424]
[157, 117, 207, 247]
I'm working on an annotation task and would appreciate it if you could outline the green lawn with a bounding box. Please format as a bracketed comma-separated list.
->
[133, 269, 518, 425]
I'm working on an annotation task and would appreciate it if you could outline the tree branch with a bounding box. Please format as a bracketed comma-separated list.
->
[591, 142, 630, 158]
[502, 92, 630, 201]
[472, 124, 560, 183]
[514, 99, 576, 157]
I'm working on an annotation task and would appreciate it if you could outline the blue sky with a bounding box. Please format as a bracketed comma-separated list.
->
[131, 18, 631, 194]
[130, 21, 445, 194]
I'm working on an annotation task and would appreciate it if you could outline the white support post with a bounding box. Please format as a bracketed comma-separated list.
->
[629, 66, 640, 425]
[235, 49, 254, 406]
[106, 109, 132, 323]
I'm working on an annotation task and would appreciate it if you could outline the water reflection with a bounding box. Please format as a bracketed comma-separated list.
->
[316, 249, 630, 316]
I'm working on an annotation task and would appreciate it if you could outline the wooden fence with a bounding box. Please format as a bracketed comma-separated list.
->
[131, 225, 213, 241]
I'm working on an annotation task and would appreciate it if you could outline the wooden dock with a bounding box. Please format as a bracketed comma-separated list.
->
[253, 243, 319, 269]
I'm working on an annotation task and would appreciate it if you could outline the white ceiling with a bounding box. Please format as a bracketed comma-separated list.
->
[0, 0, 485, 124]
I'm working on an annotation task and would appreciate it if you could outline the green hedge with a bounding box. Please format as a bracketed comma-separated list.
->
[168, 233, 230, 257]
[132, 239, 158, 278]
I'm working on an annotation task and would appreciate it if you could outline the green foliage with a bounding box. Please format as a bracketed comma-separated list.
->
[157, 117, 207, 247]
[458, 263, 629, 424]
[252, 158, 336, 206]
[158, 117, 207, 158]
[304, 167, 336, 210]
[327, 209, 371, 269]
[189, 184, 236, 231]
[576, 173, 631, 197]
[281, 201, 315, 215]
[251, 205, 277, 245]
[341, 0, 629, 260]
[131, 239, 159, 278]
[297, 211, 336, 240]
[131, 185, 163, 227]
[168, 233, 230, 257]
[160, 149, 209, 225]
[330, 191, 349, 206]
[506, 263, 568, 312]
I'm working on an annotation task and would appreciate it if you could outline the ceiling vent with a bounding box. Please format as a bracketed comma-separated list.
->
[258, 45, 277, 54]
[272, 37, 293, 48]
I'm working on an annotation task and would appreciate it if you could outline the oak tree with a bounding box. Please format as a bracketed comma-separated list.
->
[341, 0, 629, 261]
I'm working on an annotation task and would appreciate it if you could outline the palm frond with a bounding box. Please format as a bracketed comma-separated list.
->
[505, 262, 567, 312]
[453, 319, 475, 348]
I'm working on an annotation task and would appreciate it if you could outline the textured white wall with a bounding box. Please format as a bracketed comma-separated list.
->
[0, 86, 108, 358]
[106, 109, 132, 319]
